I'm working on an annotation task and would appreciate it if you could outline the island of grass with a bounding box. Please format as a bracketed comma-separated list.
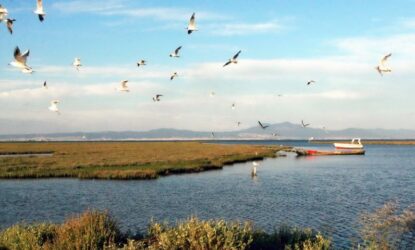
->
[0, 142, 289, 180]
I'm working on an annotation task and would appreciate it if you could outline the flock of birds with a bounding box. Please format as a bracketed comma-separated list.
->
[1, 2, 395, 176]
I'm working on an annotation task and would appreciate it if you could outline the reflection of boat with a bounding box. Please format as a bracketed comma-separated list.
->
[295, 149, 365, 156]
[334, 138, 363, 150]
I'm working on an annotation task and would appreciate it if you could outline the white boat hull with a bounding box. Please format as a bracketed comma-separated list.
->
[333, 143, 364, 149]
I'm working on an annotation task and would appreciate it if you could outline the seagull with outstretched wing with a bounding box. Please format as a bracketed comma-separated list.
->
[187, 13, 197, 34]
[258, 121, 269, 130]
[170, 46, 182, 57]
[223, 50, 241, 67]
[375, 53, 392, 76]
[34, 0, 46, 22]
[301, 120, 310, 128]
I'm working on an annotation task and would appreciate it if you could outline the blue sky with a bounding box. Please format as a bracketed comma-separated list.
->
[1, 0, 415, 134]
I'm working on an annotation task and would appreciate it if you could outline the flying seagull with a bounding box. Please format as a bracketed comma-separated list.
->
[137, 60, 146, 67]
[211, 132, 215, 137]
[4, 18, 15, 34]
[375, 53, 392, 76]
[258, 121, 269, 130]
[43, 81, 47, 89]
[0, 5, 8, 15]
[0, 5, 8, 20]
[237, 121, 241, 127]
[9, 46, 32, 73]
[34, 0, 45, 22]
[223, 50, 241, 67]
[117, 80, 130, 92]
[170, 72, 178, 80]
[307, 80, 315, 86]
[301, 120, 310, 128]
[153, 94, 163, 102]
[209, 91, 215, 97]
[272, 132, 279, 137]
[73, 58, 82, 71]
[170, 46, 182, 57]
[186, 13, 197, 34]
[48, 100, 60, 114]
[231, 103, 236, 110]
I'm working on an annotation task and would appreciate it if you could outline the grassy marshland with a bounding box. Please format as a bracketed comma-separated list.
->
[0, 142, 288, 180]
[0, 210, 331, 250]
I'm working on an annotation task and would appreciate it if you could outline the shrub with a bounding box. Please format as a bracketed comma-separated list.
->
[0, 223, 56, 250]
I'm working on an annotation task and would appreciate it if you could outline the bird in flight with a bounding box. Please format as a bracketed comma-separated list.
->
[272, 132, 279, 137]
[153, 94, 163, 102]
[0, 5, 8, 16]
[137, 60, 146, 67]
[375, 53, 392, 76]
[4, 18, 15, 34]
[170, 46, 182, 57]
[223, 50, 241, 67]
[258, 121, 269, 129]
[209, 91, 215, 97]
[34, 0, 45, 22]
[49, 100, 60, 114]
[73, 58, 82, 71]
[43, 81, 47, 89]
[237, 121, 241, 127]
[117, 80, 130, 92]
[10, 46, 32, 73]
[231, 103, 236, 110]
[211, 132, 215, 137]
[306, 80, 315, 86]
[186, 13, 197, 34]
[301, 120, 310, 128]
[170, 72, 178, 80]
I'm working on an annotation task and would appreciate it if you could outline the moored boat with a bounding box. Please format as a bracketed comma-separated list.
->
[295, 149, 365, 156]
[334, 138, 363, 150]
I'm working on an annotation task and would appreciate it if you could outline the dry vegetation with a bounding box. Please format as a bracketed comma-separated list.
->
[0, 210, 331, 250]
[0, 142, 288, 180]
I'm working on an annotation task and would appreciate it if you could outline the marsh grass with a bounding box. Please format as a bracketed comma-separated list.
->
[0, 211, 330, 250]
[0, 142, 287, 180]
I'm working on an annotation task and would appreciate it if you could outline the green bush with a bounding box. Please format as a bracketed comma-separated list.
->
[249, 225, 331, 250]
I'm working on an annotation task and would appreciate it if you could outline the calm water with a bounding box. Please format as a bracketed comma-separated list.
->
[0, 141, 414, 248]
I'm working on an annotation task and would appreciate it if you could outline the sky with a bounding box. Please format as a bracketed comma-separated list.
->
[1, 0, 415, 134]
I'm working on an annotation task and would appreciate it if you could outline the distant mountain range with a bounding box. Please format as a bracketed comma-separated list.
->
[1, 122, 415, 141]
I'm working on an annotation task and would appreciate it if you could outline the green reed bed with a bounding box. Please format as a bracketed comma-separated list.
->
[0, 142, 288, 180]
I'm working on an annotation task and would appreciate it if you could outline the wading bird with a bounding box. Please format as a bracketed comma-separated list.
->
[170, 46, 182, 57]
[251, 161, 259, 177]
[9, 46, 32, 73]
[186, 13, 197, 34]
[34, 0, 45, 22]
[375, 53, 392, 76]
[258, 121, 269, 129]
[223, 50, 241, 67]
